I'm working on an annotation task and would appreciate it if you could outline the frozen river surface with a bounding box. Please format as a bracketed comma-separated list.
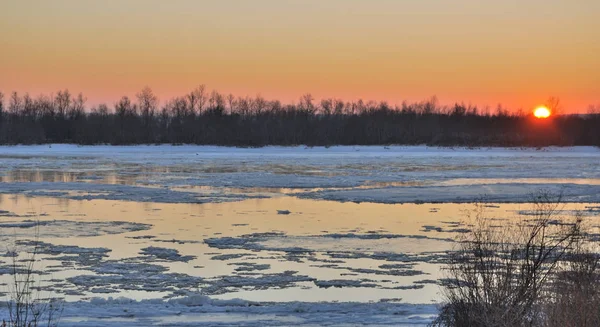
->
[0, 145, 599, 326]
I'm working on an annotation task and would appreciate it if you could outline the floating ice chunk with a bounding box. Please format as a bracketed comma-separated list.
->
[201, 271, 315, 295]
[0, 182, 266, 204]
[0, 219, 151, 240]
[140, 246, 196, 262]
[210, 253, 255, 261]
[67, 260, 203, 294]
[313, 279, 378, 288]
[298, 183, 600, 204]
[231, 262, 271, 272]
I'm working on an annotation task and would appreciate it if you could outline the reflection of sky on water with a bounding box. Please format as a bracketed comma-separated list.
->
[0, 193, 594, 304]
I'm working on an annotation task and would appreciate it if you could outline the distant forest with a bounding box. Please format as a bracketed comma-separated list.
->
[0, 86, 599, 147]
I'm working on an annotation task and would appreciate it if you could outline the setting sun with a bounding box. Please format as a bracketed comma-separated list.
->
[534, 106, 551, 118]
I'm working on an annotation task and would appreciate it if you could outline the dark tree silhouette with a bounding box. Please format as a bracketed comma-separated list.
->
[0, 87, 598, 147]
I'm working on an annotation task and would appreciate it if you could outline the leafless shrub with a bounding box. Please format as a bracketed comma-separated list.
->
[432, 191, 584, 327]
[2, 226, 63, 327]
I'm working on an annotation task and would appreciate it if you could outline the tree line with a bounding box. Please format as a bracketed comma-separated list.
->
[0, 86, 598, 147]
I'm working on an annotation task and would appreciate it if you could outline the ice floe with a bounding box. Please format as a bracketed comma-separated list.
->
[0, 182, 265, 204]
[298, 183, 600, 204]
[40, 293, 439, 326]
[140, 246, 197, 262]
[0, 219, 151, 239]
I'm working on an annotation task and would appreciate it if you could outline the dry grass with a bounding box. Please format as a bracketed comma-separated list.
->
[542, 246, 600, 327]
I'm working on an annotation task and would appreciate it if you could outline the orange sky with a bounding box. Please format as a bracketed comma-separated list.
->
[1, 0, 599, 113]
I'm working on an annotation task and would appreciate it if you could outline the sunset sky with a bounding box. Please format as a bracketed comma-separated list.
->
[1, 0, 599, 113]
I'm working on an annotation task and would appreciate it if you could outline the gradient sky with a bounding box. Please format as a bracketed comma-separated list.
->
[1, 0, 599, 112]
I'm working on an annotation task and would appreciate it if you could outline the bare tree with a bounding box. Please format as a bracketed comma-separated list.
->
[252, 95, 266, 115]
[9, 92, 22, 115]
[269, 99, 282, 113]
[21, 93, 36, 118]
[0, 91, 4, 118]
[166, 96, 189, 118]
[136, 86, 158, 119]
[333, 99, 344, 115]
[91, 103, 110, 117]
[54, 90, 72, 118]
[115, 96, 134, 117]
[208, 90, 224, 110]
[545, 96, 562, 115]
[34, 94, 54, 118]
[187, 85, 207, 114]
[226, 93, 236, 114]
[320, 98, 333, 115]
[67, 93, 86, 120]
[299, 93, 315, 114]
[237, 96, 251, 116]
[421, 95, 439, 115]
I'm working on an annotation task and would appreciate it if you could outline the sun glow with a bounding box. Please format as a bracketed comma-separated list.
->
[534, 106, 551, 118]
